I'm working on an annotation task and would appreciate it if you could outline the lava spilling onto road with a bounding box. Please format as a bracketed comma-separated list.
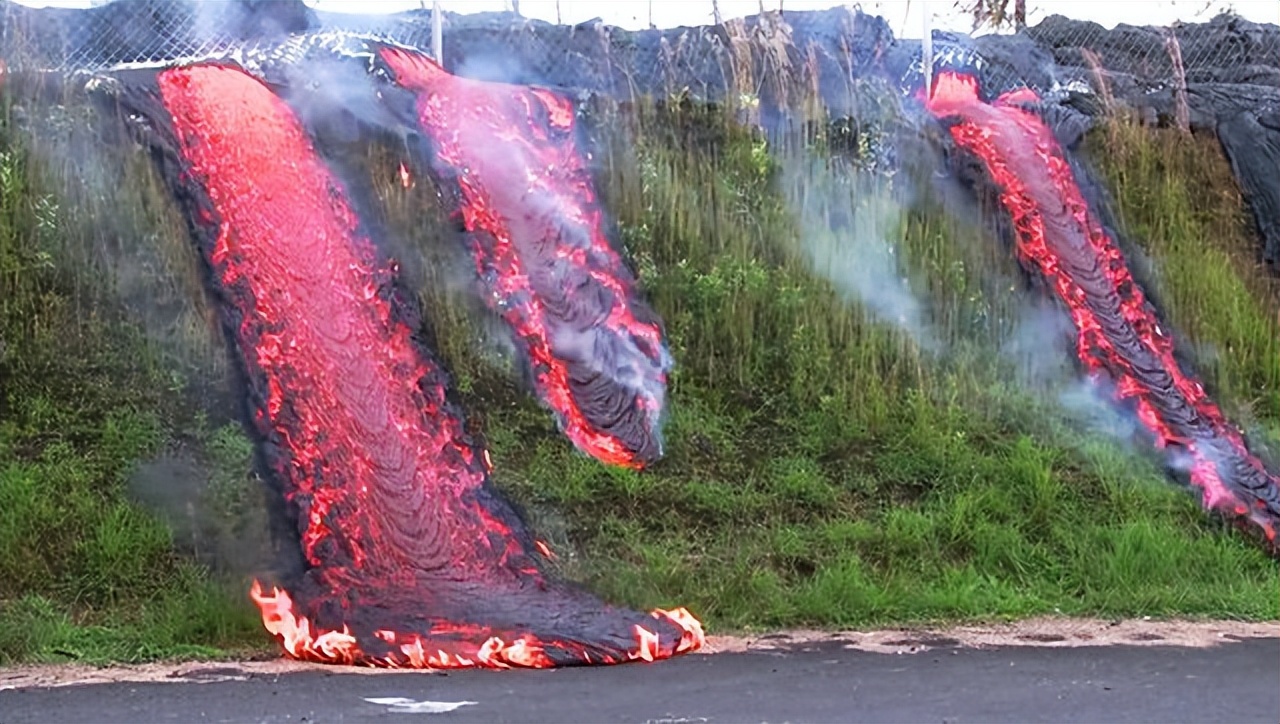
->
[374, 45, 671, 469]
[922, 69, 1280, 543]
[110, 62, 702, 668]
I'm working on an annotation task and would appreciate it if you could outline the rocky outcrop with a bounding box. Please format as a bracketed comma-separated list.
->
[1, 0, 1276, 266]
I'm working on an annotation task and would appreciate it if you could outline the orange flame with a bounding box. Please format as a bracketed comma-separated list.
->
[252, 581, 360, 665]
[534, 539, 557, 559]
[251, 580, 705, 669]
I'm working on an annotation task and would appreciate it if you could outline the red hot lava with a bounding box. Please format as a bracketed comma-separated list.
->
[923, 70, 1280, 543]
[112, 62, 702, 668]
[374, 46, 671, 469]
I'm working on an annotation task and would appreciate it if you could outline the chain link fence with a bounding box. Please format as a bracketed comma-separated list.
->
[1014, 12, 1280, 106]
[0, 0, 1275, 261]
[1, 0, 1275, 94]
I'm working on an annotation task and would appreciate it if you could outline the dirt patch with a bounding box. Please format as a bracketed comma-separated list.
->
[1, 617, 1275, 691]
[702, 616, 1280, 655]
[0, 659, 403, 691]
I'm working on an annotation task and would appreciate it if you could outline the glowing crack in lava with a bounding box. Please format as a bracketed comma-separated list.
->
[922, 70, 1280, 543]
[112, 62, 702, 668]
[374, 45, 671, 469]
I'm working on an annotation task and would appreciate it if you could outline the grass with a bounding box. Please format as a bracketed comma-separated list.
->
[372, 100, 1278, 630]
[0, 106, 264, 664]
[1085, 120, 1279, 424]
[0, 87, 1276, 664]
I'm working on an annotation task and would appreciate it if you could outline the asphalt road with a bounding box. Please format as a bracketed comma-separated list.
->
[3, 638, 1277, 724]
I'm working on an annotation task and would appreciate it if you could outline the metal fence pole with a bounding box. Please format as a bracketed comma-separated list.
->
[1164, 27, 1192, 134]
[921, 0, 933, 97]
[432, 0, 443, 64]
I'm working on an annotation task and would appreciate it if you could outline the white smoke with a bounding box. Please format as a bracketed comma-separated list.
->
[459, 119, 674, 412]
[782, 154, 939, 352]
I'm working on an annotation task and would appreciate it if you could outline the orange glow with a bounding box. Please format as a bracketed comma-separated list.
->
[653, 607, 707, 654]
[534, 539, 556, 559]
[151, 61, 704, 670]
[379, 46, 670, 469]
[250, 580, 703, 669]
[252, 581, 360, 665]
[631, 625, 660, 662]
[923, 70, 1279, 543]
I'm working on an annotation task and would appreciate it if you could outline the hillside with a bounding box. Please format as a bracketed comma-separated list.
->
[0, 5, 1277, 665]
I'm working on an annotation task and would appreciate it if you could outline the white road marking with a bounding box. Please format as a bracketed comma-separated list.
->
[363, 697, 478, 714]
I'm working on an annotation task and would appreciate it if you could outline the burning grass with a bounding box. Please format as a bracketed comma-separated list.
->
[0, 84, 1277, 664]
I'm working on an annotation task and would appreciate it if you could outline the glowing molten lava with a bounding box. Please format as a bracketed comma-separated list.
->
[923, 70, 1280, 542]
[375, 46, 671, 469]
[114, 62, 702, 667]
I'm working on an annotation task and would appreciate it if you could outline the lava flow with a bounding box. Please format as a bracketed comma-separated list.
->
[110, 62, 702, 667]
[922, 69, 1280, 543]
[374, 45, 671, 469]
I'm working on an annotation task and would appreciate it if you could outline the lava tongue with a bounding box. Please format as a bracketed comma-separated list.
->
[113, 61, 702, 668]
[374, 45, 671, 469]
[923, 70, 1280, 544]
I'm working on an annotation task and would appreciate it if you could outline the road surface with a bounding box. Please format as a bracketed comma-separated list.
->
[2, 637, 1277, 723]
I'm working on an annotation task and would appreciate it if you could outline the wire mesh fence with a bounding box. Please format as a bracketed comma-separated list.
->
[1024, 13, 1279, 87]
[0, 0, 1276, 113]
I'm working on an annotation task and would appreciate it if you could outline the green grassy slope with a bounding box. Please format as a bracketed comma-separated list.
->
[0, 97, 1275, 663]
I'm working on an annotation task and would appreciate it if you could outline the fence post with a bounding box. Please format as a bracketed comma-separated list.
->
[921, 0, 932, 98]
[432, 0, 443, 65]
[1164, 26, 1191, 135]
